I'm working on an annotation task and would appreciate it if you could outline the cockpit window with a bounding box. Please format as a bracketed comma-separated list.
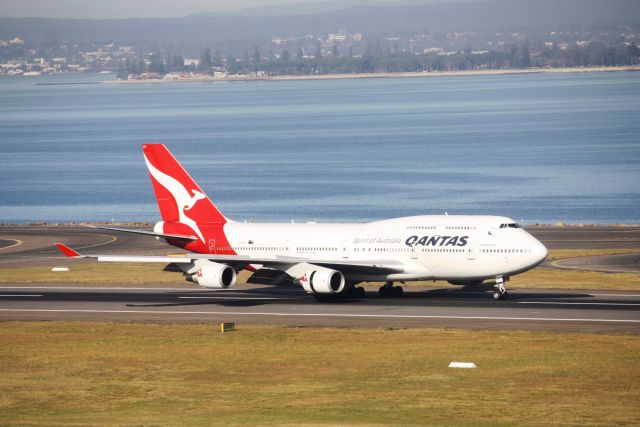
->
[499, 223, 521, 229]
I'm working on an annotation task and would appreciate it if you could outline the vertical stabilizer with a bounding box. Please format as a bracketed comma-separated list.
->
[143, 143, 227, 224]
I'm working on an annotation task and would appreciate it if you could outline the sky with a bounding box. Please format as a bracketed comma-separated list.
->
[0, 0, 395, 19]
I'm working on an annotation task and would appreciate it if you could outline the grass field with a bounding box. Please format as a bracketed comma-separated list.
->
[1, 249, 638, 291]
[0, 322, 638, 425]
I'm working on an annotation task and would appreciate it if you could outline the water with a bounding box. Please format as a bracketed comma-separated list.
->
[0, 71, 639, 224]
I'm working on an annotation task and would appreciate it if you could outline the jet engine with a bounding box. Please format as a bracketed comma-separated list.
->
[300, 267, 346, 294]
[187, 260, 236, 289]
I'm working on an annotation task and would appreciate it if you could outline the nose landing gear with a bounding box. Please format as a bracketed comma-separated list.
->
[493, 275, 509, 300]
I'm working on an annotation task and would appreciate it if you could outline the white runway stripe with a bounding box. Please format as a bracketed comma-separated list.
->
[178, 296, 292, 300]
[588, 293, 640, 297]
[519, 301, 640, 306]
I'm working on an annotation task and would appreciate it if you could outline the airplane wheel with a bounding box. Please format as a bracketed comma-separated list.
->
[355, 287, 366, 298]
[394, 286, 403, 297]
[493, 290, 508, 300]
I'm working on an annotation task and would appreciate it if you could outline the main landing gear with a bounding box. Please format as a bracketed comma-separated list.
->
[379, 282, 404, 297]
[347, 286, 366, 298]
[493, 275, 509, 300]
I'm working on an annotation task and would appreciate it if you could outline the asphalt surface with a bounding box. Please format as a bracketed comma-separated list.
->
[0, 225, 638, 332]
[0, 284, 638, 333]
[528, 226, 640, 250]
[550, 253, 640, 273]
[0, 225, 168, 268]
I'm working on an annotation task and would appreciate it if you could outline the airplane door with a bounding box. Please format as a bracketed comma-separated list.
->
[208, 239, 216, 254]
[341, 240, 350, 259]
[286, 240, 294, 256]
[467, 245, 476, 260]
[411, 246, 419, 259]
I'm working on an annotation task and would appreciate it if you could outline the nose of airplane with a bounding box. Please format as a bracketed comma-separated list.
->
[533, 238, 548, 264]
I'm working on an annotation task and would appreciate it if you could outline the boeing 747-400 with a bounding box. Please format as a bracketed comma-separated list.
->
[57, 144, 548, 300]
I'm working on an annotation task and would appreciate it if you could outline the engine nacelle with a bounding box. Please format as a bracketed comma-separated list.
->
[187, 261, 236, 289]
[300, 267, 346, 294]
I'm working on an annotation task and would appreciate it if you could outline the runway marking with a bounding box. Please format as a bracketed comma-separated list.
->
[549, 258, 640, 273]
[0, 294, 42, 297]
[589, 293, 640, 297]
[0, 308, 637, 324]
[178, 296, 293, 301]
[0, 233, 117, 258]
[519, 301, 640, 306]
[74, 233, 118, 251]
[0, 239, 23, 250]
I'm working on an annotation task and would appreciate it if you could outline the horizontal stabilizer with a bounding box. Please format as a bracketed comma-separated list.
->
[55, 243, 81, 258]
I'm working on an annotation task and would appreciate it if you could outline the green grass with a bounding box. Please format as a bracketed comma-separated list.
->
[0, 322, 639, 425]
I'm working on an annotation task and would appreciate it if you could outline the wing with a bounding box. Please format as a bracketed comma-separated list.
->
[88, 225, 197, 242]
[55, 243, 405, 275]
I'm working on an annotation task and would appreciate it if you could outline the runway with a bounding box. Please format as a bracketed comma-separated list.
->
[550, 252, 640, 273]
[1, 225, 639, 332]
[0, 284, 638, 333]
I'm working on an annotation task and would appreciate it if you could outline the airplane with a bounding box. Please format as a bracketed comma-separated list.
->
[56, 143, 548, 301]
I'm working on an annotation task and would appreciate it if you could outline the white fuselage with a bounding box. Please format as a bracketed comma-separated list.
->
[218, 215, 548, 283]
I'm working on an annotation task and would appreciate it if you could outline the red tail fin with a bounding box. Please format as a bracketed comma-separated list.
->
[142, 144, 234, 254]
[142, 144, 227, 226]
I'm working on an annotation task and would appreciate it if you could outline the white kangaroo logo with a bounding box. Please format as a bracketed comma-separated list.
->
[184, 190, 206, 211]
[144, 154, 205, 242]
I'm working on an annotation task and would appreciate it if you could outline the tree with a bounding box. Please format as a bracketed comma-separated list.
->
[212, 50, 223, 67]
[225, 55, 240, 74]
[199, 47, 212, 73]
[281, 49, 290, 61]
[520, 43, 531, 68]
[171, 54, 184, 71]
[252, 45, 261, 63]
[117, 59, 128, 79]
[148, 52, 164, 74]
[626, 43, 639, 65]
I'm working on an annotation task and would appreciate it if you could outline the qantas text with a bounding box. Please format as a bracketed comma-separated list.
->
[405, 235, 469, 247]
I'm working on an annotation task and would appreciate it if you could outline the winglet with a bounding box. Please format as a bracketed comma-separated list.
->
[55, 243, 81, 258]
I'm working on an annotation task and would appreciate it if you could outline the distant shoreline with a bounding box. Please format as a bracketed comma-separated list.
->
[106, 65, 640, 84]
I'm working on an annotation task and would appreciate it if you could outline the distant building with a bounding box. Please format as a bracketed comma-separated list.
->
[328, 33, 347, 43]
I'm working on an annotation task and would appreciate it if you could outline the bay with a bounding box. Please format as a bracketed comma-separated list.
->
[0, 71, 638, 224]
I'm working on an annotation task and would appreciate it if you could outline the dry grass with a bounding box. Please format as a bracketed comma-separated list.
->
[0, 322, 639, 426]
[0, 249, 638, 291]
[508, 268, 640, 291]
[0, 262, 182, 284]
